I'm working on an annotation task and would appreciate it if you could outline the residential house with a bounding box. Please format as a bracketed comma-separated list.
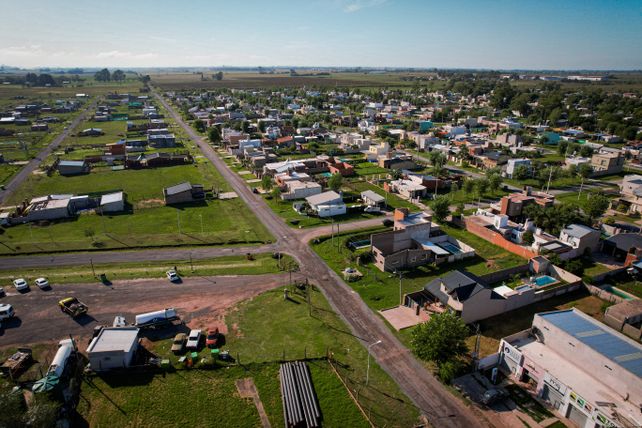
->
[370, 209, 474, 272]
[78, 128, 104, 137]
[163, 182, 205, 205]
[99, 192, 125, 213]
[327, 160, 355, 177]
[494, 188, 555, 220]
[365, 141, 390, 161]
[361, 190, 385, 208]
[281, 180, 322, 201]
[496, 133, 522, 147]
[378, 155, 417, 170]
[602, 233, 642, 266]
[385, 177, 427, 199]
[148, 133, 176, 148]
[305, 191, 346, 217]
[57, 160, 89, 176]
[591, 149, 624, 176]
[504, 158, 532, 179]
[617, 174, 642, 214]
[558, 224, 600, 255]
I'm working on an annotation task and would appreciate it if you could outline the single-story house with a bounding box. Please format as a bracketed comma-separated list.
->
[163, 182, 205, 205]
[78, 128, 104, 137]
[86, 327, 139, 372]
[58, 160, 90, 176]
[361, 190, 385, 207]
[305, 191, 346, 217]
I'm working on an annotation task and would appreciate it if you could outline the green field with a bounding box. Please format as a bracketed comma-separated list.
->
[0, 253, 296, 285]
[75, 286, 419, 427]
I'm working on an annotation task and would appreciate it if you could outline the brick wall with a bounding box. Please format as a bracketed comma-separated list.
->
[464, 217, 537, 259]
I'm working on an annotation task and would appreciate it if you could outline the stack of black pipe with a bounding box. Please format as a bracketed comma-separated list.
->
[279, 361, 321, 428]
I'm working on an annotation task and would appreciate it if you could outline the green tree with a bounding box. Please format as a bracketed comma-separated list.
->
[488, 174, 502, 193]
[463, 179, 475, 194]
[522, 230, 534, 245]
[512, 164, 530, 180]
[475, 178, 489, 196]
[577, 163, 593, 179]
[94, 68, 111, 82]
[111, 69, 126, 81]
[194, 119, 206, 133]
[208, 126, 221, 143]
[411, 311, 469, 365]
[271, 186, 281, 200]
[430, 196, 451, 223]
[328, 173, 343, 191]
[584, 194, 610, 222]
[213, 71, 224, 81]
[261, 175, 273, 191]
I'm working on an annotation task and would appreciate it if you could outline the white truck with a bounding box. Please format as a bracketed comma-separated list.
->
[134, 308, 180, 329]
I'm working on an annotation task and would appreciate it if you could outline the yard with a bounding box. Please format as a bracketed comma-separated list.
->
[311, 224, 525, 312]
[75, 286, 420, 427]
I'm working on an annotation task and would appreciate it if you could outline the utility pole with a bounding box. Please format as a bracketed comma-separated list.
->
[398, 270, 403, 306]
[546, 166, 553, 194]
[90, 258, 96, 277]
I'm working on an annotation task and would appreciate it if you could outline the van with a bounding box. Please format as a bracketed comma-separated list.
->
[0, 304, 15, 321]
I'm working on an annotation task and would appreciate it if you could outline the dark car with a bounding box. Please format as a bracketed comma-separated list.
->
[481, 388, 508, 405]
[206, 327, 219, 349]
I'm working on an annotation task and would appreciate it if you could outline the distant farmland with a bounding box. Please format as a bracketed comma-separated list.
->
[150, 71, 441, 89]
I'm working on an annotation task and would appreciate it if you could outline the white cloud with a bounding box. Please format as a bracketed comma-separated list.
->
[94, 50, 159, 60]
[342, 0, 387, 13]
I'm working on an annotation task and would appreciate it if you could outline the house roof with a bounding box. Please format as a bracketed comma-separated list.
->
[539, 309, 642, 378]
[58, 160, 86, 167]
[605, 233, 642, 252]
[561, 224, 597, 239]
[306, 191, 342, 206]
[360, 190, 385, 203]
[424, 270, 487, 303]
[165, 182, 193, 196]
[87, 327, 139, 353]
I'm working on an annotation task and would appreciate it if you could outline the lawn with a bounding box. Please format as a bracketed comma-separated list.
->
[311, 224, 525, 312]
[1, 160, 274, 254]
[352, 161, 389, 176]
[0, 253, 296, 285]
[76, 285, 419, 427]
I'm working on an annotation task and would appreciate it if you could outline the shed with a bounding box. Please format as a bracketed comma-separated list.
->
[58, 160, 89, 176]
[86, 327, 139, 371]
[100, 192, 125, 213]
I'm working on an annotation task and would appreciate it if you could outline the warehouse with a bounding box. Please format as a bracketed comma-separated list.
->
[86, 327, 140, 372]
[498, 309, 642, 428]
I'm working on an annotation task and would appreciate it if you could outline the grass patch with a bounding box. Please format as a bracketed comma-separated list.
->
[77, 286, 418, 427]
[0, 253, 296, 284]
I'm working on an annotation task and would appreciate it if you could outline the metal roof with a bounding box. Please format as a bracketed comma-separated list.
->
[165, 182, 193, 196]
[86, 327, 139, 353]
[539, 309, 642, 378]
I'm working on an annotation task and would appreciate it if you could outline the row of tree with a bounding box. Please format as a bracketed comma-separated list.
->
[94, 68, 127, 82]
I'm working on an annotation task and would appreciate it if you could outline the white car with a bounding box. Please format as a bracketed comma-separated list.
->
[186, 329, 202, 350]
[13, 278, 29, 292]
[34, 277, 50, 289]
[166, 270, 180, 282]
[0, 303, 15, 322]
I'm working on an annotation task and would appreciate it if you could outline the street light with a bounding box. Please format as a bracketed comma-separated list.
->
[366, 340, 382, 386]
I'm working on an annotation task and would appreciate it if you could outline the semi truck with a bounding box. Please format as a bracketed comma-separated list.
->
[134, 308, 179, 328]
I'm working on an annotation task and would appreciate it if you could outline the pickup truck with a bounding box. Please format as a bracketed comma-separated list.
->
[58, 297, 88, 318]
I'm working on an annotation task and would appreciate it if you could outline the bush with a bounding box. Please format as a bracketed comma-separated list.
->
[437, 360, 466, 384]
[382, 219, 393, 227]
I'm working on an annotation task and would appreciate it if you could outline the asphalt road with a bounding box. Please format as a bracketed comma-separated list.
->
[0, 101, 96, 205]
[154, 91, 487, 427]
[0, 273, 289, 347]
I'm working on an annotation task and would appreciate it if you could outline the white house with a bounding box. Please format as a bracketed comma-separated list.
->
[365, 141, 390, 161]
[504, 158, 532, 178]
[305, 191, 346, 217]
[281, 180, 322, 201]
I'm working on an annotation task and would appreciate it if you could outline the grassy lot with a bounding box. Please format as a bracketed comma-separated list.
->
[0, 253, 296, 285]
[352, 161, 389, 176]
[0, 164, 21, 185]
[603, 272, 642, 298]
[76, 286, 418, 427]
[312, 224, 525, 312]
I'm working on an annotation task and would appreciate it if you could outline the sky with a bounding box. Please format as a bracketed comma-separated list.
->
[1, 0, 641, 70]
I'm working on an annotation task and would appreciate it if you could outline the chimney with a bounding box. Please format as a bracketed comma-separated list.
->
[394, 208, 409, 221]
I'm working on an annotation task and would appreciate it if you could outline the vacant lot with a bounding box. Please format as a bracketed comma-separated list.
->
[75, 286, 418, 427]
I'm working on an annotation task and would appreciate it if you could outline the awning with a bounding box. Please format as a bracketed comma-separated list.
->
[417, 240, 450, 256]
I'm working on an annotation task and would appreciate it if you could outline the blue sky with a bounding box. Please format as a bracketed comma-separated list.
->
[1, 0, 641, 69]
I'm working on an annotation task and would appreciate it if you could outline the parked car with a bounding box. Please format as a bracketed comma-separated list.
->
[481, 388, 508, 406]
[0, 303, 15, 323]
[58, 297, 88, 318]
[13, 278, 28, 292]
[166, 270, 180, 282]
[206, 328, 219, 348]
[186, 329, 202, 350]
[0, 287, 5, 297]
[34, 278, 50, 289]
[171, 333, 187, 354]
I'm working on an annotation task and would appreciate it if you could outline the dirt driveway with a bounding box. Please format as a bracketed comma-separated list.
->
[0, 273, 289, 347]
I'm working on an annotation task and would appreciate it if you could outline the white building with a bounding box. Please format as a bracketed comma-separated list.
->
[305, 191, 346, 217]
[86, 327, 140, 372]
[498, 309, 642, 428]
[281, 180, 322, 201]
[504, 158, 532, 179]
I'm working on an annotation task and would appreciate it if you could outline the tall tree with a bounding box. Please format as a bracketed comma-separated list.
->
[328, 173, 343, 191]
[112, 69, 126, 81]
[430, 196, 451, 223]
[94, 68, 111, 82]
[411, 311, 469, 365]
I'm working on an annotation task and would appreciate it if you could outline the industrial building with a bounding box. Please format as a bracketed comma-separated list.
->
[498, 309, 642, 428]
